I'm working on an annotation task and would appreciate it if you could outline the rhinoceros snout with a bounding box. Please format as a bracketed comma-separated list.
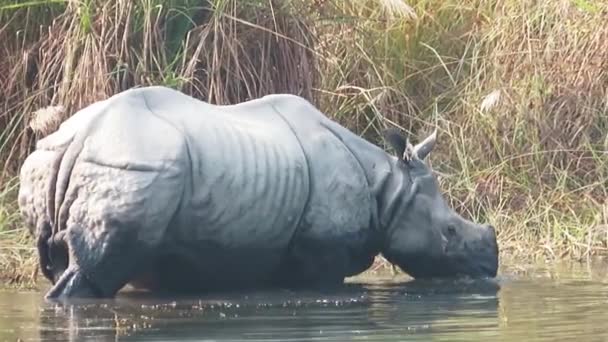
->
[478, 224, 499, 277]
[485, 224, 496, 237]
[483, 224, 498, 252]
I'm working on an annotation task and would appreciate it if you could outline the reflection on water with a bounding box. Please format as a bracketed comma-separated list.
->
[2, 262, 608, 341]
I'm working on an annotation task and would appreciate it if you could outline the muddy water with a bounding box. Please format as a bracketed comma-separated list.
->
[2, 262, 608, 341]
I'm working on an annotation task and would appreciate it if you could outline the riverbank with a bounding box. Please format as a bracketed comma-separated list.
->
[1, 0, 607, 287]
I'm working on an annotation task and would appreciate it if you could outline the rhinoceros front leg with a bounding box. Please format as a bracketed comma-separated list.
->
[275, 234, 374, 290]
[44, 160, 184, 300]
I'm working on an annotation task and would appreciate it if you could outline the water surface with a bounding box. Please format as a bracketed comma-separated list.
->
[2, 261, 608, 341]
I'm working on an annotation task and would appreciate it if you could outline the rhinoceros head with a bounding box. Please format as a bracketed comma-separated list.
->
[380, 128, 499, 279]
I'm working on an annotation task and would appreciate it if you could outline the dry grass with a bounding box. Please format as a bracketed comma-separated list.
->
[0, 177, 37, 288]
[1, 0, 607, 285]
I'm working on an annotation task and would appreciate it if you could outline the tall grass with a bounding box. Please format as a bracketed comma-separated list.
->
[1, 0, 607, 284]
[0, 176, 37, 287]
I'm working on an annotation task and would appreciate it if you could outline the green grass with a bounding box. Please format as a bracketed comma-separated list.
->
[1, 0, 607, 285]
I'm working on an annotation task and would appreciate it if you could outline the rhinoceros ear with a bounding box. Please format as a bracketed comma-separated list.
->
[382, 127, 418, 161]
[382, 128, 406, 158]
[412, 129, 438, 160]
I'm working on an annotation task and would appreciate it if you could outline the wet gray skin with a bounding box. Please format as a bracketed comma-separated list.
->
[17, 86, 499, 300]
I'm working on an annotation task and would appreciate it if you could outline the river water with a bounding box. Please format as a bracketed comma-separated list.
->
[2, 261, 608, 341]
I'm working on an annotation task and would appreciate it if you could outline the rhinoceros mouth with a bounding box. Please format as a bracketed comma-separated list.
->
[460, 259, 499, 279]
[403, 261, 497, 280]
[386, 243, 499, 280]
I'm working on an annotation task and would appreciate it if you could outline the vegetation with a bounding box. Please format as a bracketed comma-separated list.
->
[1, 0, 607, 286]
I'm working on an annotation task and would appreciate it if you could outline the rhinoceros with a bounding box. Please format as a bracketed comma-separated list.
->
[17, 86, 499, 300]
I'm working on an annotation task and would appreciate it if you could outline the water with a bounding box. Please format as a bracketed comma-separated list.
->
[2, 261, 608, 341]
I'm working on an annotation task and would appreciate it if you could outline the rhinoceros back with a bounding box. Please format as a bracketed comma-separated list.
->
[134, 87, 310, 284]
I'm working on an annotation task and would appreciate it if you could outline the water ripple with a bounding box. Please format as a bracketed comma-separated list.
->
[2, 264, 608, 341]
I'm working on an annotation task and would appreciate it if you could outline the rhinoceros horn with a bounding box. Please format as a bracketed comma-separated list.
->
[412, 129, 437, 160]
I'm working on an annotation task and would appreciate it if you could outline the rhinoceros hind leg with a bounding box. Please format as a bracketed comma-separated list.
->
[43, 161, 183, 300]
[44, 265, 104, 299]
[44, 220, 158, 301]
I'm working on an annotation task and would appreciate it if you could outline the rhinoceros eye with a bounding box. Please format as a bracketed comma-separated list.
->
[446, 225, 457, 237]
